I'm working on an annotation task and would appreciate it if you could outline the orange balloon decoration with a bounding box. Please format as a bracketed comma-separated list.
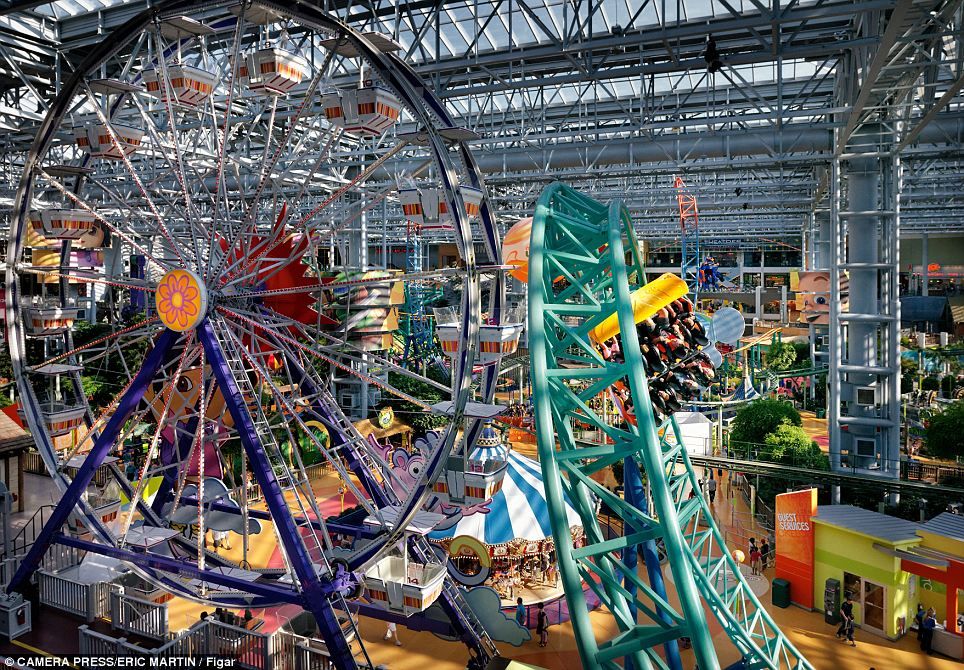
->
[502, 217, 532, 282]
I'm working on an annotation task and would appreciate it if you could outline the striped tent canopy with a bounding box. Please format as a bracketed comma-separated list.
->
[429, 447, 583, 545]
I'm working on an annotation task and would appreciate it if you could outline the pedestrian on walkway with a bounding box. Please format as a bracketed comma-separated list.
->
[836, 593, 855, 639]
[760, 539, 770, 570]
[536, 603, 549, 647]
[707, 476, 718, 504]
[842, 614, 856, 646]
[915, 603, 925, 641]
[922, 608, 937, 654]
[384, 621, 401, 646]
[515, 597, 525, 627]
[749, 545, 762, 575]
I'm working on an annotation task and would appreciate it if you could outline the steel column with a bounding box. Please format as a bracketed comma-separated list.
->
[6, 327, 178, 594]
[198, 319, 357, 670]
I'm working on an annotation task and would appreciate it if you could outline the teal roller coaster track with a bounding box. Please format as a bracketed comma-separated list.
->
[527, 183, 814, 670]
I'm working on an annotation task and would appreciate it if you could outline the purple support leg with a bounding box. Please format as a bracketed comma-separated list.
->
[198, 320, 357, 670]
[56, 533, 299, 603]
[263, 324, 491, 664]
[7, 328, 178, 594]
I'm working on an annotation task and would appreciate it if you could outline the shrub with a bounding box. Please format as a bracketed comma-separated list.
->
[925, 401, 964, 461]
[729, 399, 801, 456]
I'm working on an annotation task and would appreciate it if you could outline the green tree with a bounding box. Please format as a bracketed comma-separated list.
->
[729, 398, 801, 456]
[755, 420, 830, 506]
[925, 400, 964, 461]
[922, 376, 941, 392]
[792, 341, 811, 367]
[379, 369, 449, 432]
[763, 422, 829, 469]
[764, 342, 798, 372]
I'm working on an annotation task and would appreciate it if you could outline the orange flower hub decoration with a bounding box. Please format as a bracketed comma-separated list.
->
[156, 269, 207, 332]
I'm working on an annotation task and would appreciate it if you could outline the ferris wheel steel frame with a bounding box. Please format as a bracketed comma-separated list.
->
[5, 2, 506, 668]
[528, 182, 813, 670]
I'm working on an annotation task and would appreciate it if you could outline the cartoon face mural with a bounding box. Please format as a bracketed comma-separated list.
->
[793, 271, 848, 325]
[143, 365, 231, 427]
[367, 433, 427, 501]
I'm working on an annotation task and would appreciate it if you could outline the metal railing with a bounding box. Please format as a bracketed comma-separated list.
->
[109, 590, 168, 641]
[37, 570, 111, 622]
[79, 616, 340, 670]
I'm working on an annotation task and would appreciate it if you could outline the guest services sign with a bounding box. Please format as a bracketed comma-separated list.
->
[775, 488, 818, 609]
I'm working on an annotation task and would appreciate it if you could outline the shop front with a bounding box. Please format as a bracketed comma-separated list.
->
[896, 512, 964, 659]
[811, 505, 922, 640]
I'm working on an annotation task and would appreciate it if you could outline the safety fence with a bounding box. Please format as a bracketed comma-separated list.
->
[37, 569, 112, 622]
[109, 589, 168, 641]
[903, 459, 964, 485]
[79, 618, 336, 670]
[23, 451, 111, 487]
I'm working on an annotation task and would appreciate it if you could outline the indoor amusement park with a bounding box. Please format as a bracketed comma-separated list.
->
[0, 1, 964, 670]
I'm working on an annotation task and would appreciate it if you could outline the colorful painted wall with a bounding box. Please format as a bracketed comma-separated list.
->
[775, 489, 817, 608]
[812, 521, 918, 639]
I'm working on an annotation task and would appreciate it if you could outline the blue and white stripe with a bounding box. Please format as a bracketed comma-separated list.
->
[429, 451, 582, 545]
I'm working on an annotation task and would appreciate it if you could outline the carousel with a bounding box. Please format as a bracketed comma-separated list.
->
[429, 424, 583, 604]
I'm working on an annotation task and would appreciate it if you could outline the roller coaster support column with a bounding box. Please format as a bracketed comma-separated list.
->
[622, 455, 682, 670]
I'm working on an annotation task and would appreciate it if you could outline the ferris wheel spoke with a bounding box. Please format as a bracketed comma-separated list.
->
[40, 170, 169, 271]
[129, 93, 216, 225]
[215, 311, 421, 499]
[283, 315, 450, 396]
[279, 127, 342, 210]
[81, 83, 189, 267]
[236, 266, 462, 299]
[211, 5, 247, 231]
[218, 306, 433, 410]
[203, 320, 332, 586]
[119, 334, 197, 547]
[317, 156, 434, 238]
[221, 140, 410, 283]
[217, 321, 379, 529]
[241, 47, 336, 218]
[37, 316, 162, 369]
[19, 266, 157, 294]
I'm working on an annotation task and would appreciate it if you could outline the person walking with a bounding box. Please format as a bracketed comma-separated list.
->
[760, 539, 770, 570]
[384, 621, 401, 646]
[515, 597, 526, 627]
[749, 544, 762, 576]
[536, 602, 549, 647]
[836, 593, 855, 639]
[915, 603, 925, 641]
[922, 608, 937, 654]
[707, 476, 718, 504]
[843, 613, 856, 646]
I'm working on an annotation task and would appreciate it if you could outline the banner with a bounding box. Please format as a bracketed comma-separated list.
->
[775, 488, 817, 608]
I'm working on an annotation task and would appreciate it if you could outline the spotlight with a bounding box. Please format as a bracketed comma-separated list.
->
[703, 36, 722, 73]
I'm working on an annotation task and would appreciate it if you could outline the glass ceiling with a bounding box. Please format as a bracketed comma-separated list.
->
[32, 0, 142, 20]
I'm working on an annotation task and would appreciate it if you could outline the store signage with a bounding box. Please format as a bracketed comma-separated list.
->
[775, 488, 817, 609]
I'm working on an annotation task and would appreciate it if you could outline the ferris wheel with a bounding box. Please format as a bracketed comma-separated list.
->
[4, 2, 510, 668]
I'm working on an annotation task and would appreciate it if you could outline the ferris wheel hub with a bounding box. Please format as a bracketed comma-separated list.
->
[156, 268, 208, 332]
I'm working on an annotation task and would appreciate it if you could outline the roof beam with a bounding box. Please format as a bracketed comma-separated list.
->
[837, 0, 914, 152]
[0, 0, 56, 16]
[898, 71, 964, 150]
